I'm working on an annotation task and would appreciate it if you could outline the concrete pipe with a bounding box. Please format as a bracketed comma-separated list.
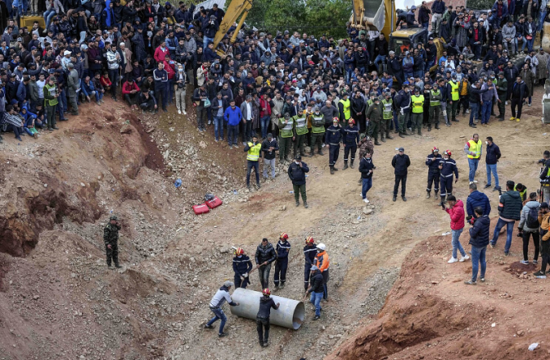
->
[229, 288, 305, 330]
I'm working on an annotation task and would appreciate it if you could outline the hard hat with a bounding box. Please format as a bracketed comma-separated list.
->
[444, 150, 451, 156]
[110, 215, 118, 220]
[235, 247, 244, 256]
[348, 119, 355, 125]
[262, 288, 271, 296]
[306, 236, 314, 244]
[432, 147, 439, 152]
[333, 117, 339, 123]
[317, 243, 326, 251]
[280, 232, 289, 240]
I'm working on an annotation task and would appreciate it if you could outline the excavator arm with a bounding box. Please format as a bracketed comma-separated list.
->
[213, 0, 253, 54]
[350, 0, 395, 38]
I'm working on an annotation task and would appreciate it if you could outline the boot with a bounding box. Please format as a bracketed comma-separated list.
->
[417, 128, 422, 136]
[381, 133, 386, 142]
[318, 149, 324, 156]
[343, 161, 348, 170]
[428, 126, 432, 132]
[374, 135, 381, 146]
[386, 131, 393, 140]
[426, 191, 431, 199]
[399, 132, 406, 138]
[310, 150, 315, 157]
[330, 166, 335, 175]
[350, 159, 355, 169]
[435, 123, 440, 130]
[435, 190, 439, 198]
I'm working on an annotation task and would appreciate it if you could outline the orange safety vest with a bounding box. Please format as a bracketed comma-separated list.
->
[315, 251, 330, 272]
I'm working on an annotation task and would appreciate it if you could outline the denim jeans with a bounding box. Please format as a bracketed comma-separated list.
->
[203, 36, 214, 49]
[451, 228, 466, 259]
[44, 9, 56, 29]
[95, 91, 104, 103]
[361, 177, 372, 199]
[486, 163, 499, 188]
[228, 124, 238, 145]
[206, 307, 227, 334]
[260, 115, 270, 139]
[469, 102, 479, 125]
[468, 158, 479, 182]
[247, 160, 259, 186]
[470, 245, 487, 282]
[214, 115, 224, 140]
[310, 291, 323, 317]
[491, 218, 515, 254]
[481, 101, 492, 124]
[538, 10, 548, 32]
[374, 55, 386, 67]
[263, 158, 276, 178]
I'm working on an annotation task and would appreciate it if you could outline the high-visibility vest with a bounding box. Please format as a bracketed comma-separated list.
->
[514, 184, 527, 200]
[449, 81, 459, 101]
[279, 117, 294, 138]
[411, 95, 424, 113]
[382, 99, 393, 119]
[467, 139, 482, 159]
[246, 142, 262, 161]
[295, 116, 308, 136]
[44, 84, 58, 107]
[339, 98, 351, 120]
[430, 90, 441, 106]
[311, 114, 325, 134]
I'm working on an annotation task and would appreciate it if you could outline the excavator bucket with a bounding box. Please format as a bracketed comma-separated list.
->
[352, 0, 394, 36]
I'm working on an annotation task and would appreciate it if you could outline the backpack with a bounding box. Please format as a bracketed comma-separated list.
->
[526, 206, 540, 228]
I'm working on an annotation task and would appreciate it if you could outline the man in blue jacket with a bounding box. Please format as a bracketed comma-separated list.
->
[467, 183, 491, 219]
[224, 99, 242, 148]
[485, 136, 501, 191]
[465, 207, 491, 285]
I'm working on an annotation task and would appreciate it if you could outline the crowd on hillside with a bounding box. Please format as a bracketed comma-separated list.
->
[0, 0, 548, 145]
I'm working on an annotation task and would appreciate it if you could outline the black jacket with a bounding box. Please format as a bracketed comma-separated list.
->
[308, 270, 324, 293]
[469, 215, 491, 247]
[498, 191, 523, 220]
[392, 154, 411, 176]
[426, 153, 442, 173]
[255, 243, 277, 265]
[303, 245, 317, 266]
[288, 161, 309, 186]
[232, 255, 253, 277]
[257, 296, 278, 319]
[485, 143, 501, 165]
[511, 80, 527, 100]
[261, 138, 279, 160]
[359, 157, 375, 178]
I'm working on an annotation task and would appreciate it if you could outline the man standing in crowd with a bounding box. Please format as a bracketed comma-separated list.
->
[314, 243, 330, 301]
[485, 136, 501, 191]
[343, 119, 359, 170]
[261, 133, 278, 181]
[303, 237, 317, 291]
[510, 75, 527, 122]
[490, 180, 523, 256]
[439, 150, 459, 206]
[464, 133, 482, 185]
[205, 281, 239, 337]
[392, 147, 410, 202]
[310, 106, 326, 156]
[256, 288, 279, 347]
[274, 233, 291, 290]
[426, 147, 442, 199]
[244, 135, 262, 190]
[535, 203, 550, 278]
[467, 183, 491, 220]
[255, 238, 277, 289]
[465, 207, 490, 285]
[286, 152, 310, 207]
[232, 247, 253, 289]
[444, 195, 469, 263]
[539, 151, 550, 203]
[225, 100, 242, 149]
[326, 118, 344, 175]
[279, 113, 295, 164]
[518, 192, 540, 265]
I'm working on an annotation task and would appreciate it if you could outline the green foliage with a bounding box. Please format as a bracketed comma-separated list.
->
[227, 0, 351, 38]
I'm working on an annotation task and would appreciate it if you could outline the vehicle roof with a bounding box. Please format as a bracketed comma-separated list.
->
[391, 28, 425, 38]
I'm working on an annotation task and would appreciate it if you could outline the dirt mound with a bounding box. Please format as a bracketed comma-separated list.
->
[329, 221, 550, 360]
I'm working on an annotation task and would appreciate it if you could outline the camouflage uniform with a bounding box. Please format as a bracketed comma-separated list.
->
[104, 215, 121, 267]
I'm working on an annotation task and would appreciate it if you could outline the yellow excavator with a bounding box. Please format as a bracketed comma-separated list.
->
[212, 0, 253, 56]
[351, 0, 444, 72]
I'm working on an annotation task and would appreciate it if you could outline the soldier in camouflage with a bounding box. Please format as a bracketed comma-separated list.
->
[104, 215, 122, 268]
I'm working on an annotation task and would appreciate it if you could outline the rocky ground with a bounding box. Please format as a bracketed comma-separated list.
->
[0, 87, 549, 360]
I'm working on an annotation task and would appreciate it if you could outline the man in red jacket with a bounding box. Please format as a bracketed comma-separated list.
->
[122, 78, 141, 110]
[444, 195, 470, 264]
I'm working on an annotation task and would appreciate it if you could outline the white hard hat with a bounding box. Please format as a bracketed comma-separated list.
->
[316, 243, 326, 251]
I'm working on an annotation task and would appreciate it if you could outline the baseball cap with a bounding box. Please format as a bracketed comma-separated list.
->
[398, 147, 404, 152]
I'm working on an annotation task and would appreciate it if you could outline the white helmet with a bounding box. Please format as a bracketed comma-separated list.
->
[316, 243, 326, 251]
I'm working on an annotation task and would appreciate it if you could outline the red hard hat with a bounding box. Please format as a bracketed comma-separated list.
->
[306, 236, 314, 244]
[235, 247, 244, 256]
[444, 150, 451, 156]
[349, 118, 355, 125]
[333, 117, 339, 122]
[280, 232, 289, 240]
[432, 147, 439, 152]
[262, 288, 271, 296]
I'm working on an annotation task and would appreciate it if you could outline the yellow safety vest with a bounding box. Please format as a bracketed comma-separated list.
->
[449, 81, 459, 101]
[430, 90, 441, 106]
[411, 95, 424, 113]
[246, 142, 262, 161]
[339, 98, 351, 120]
[382, 99, 393, 119]
[467, 139, 482, 159]
[514, 184, 527, 200]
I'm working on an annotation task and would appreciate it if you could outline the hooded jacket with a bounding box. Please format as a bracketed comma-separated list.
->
[288, 161, 309, 186]
[307, 270, 324, 293]
[466, 190, 491, 218]
[499, 190, 522, 220]
[446, 199, 465, 230]
[519, 200, 541, 232]
[257, 296, 278, 319]
[209, 286, 237, 308]
[469, 215, 491, 248]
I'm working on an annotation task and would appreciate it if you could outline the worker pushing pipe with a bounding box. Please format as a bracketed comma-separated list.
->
[230, 288, 305, 330]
